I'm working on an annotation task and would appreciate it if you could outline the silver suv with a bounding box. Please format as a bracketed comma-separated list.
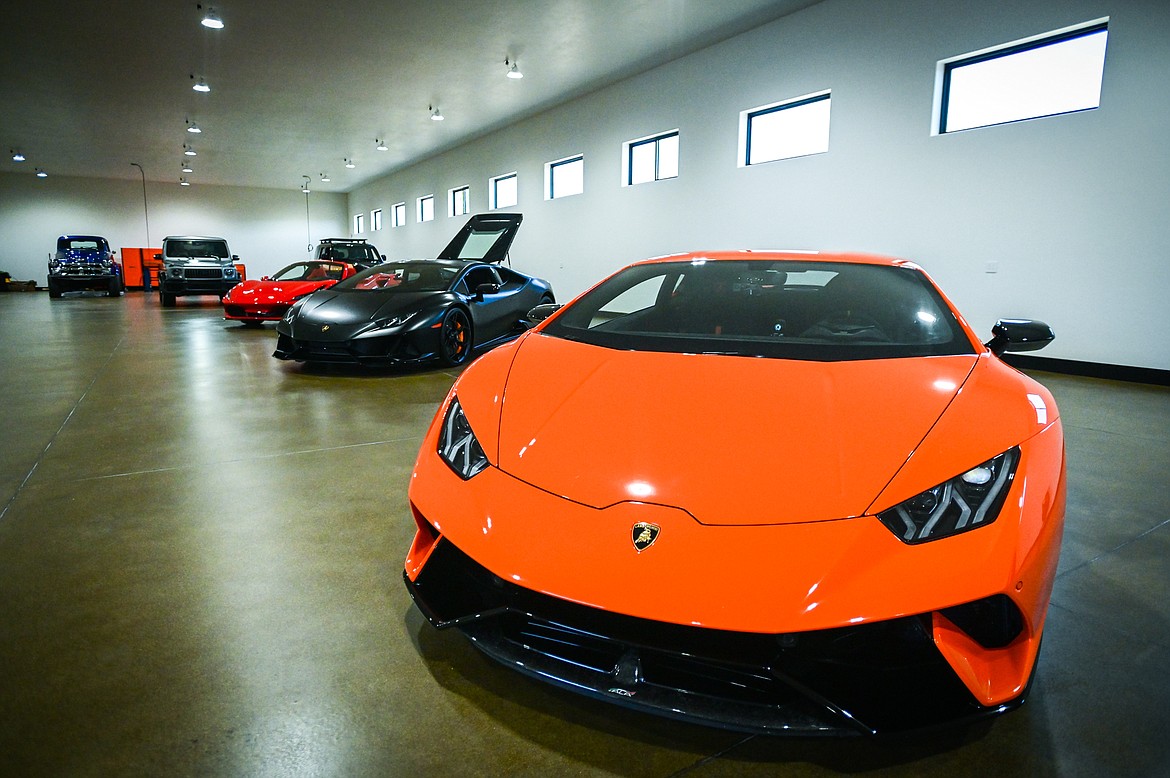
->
[156, 236, 240, 306]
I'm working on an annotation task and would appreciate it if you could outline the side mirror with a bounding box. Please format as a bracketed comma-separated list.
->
[475, 282, 500, 300]
[231, 255, 240, 261]
[380, 254, 387, 260]
[986, 319, 1054, 356]
[525, 303, 562, 328]
[261, 276, 270, 281]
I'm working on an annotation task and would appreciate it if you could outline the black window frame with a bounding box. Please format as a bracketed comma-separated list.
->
[490, 172, 517, 210]
[937, 20, 1109, 134]
[744, 92, 831, 166]
[626, 130, 679, 185]
[548, 154, 584, 200]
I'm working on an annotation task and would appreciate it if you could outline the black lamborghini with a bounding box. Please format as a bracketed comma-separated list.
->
[273, 214, 553, 367]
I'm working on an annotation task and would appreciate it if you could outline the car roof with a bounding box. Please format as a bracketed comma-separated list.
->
[162, 235, 229, 241]
[633, 250, 921, 269]
[58, 234, 108, 242]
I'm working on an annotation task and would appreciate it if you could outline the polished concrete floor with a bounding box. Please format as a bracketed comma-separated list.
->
[0, 291, 1167, 777]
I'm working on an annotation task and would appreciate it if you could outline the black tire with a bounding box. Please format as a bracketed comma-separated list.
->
[160, 290, 176, 307]
[48, 279, 62, 299]
[438, 307, 473, 366]
[107, 278, 121, 297]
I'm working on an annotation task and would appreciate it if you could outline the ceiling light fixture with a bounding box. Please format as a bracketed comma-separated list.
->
[320, 173, 330, 182]
[192, 75, 211, 93]
[376, 139, 388, 151]
[11, 150, 25, 162]
[180, 178, 191, 186]
[199, 5, 224, 29]
[344, 158, 355, 168]
[186, 120, 201, 133]
[430, 105, 444, 121]
[506, 58, 523, 79]
[35, 168, 47, 178]
[182, 161, 194, 173]
[184, 144, 197, 156]
[301, 176, 311, 194]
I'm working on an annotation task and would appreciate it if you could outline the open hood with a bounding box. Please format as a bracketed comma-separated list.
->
[437, 213, 522, 264]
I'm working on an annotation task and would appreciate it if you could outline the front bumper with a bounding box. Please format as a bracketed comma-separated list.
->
[272, 330, 434, 364]
[405, 535, 1028, 735]
[160, 277, 238, 296]
[49, 271, 119, 290]
[224, 303, 289, 322]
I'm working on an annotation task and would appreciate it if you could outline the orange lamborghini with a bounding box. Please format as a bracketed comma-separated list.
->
[404, 251, 1066, 735]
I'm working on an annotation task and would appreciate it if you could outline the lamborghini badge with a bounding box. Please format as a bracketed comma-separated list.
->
[632, 522, 661, 552]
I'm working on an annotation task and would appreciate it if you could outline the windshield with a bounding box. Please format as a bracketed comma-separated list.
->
[541, 260, 975, 361]
[332, 261, 460, 292]
[166, 239, 229, 259]
[59, 238, 105, 252]
[271, 262, 346, 282]
[318, 243, 375, 261]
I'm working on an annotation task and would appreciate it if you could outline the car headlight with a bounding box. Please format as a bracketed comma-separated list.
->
[374, 312, 416, 330]
[224, 266, 238, 278]
[438, 398, 489, 480]
[877, 447, 1019, 544]
[282, 301, 303, 322]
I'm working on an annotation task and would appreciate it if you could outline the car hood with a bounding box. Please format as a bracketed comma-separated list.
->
[230, 279, 327, 299]
[491, 334, 979, 526]
[288, 288, 444, 336]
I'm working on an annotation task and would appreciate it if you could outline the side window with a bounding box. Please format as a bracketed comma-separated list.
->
[590, 275, 665, 328]
[464, 266, 501, 291]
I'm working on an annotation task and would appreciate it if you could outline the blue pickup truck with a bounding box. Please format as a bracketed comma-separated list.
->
[47, 235, 124, 298]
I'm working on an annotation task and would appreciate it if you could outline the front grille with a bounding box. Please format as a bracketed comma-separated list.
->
[406, 536, 998, 734]
[185, 268, 225, 279]
[57, 265, 109, 276]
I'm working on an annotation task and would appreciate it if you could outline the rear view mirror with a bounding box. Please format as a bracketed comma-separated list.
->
[986, 319, 1055, 356]
[475, 283, 500, 300]
[525, 303, 562, 327]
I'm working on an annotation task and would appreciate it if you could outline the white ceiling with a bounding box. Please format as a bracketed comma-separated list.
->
[0, 0, 819, 194]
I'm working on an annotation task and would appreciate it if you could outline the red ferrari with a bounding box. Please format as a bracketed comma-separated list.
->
[404, 250, 1066, 735]
[223, 260, 358, 325]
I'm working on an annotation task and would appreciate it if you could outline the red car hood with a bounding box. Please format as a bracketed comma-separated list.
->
[228, 279, 329, 302]
[494, 334, 978, 525]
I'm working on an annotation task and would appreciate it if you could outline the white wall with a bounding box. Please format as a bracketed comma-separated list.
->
[349, 0, 1170, 371]
[0, 173, 348, 283]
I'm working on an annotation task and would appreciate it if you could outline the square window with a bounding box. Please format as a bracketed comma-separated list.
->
[392, 202, 406, 228]
[353, 213, 364, 235]
[490, 172, 517, 209]
[449, 185, 470, 217]
[936, 19, 1108, 134]
[624, 131, 679, 186]
[740, 91, 831, 166]
[418, 194, 435, 223]
[546, 155, 584, 200]
[371, 208, 382, 231]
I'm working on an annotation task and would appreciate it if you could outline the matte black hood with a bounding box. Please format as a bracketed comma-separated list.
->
[288, 289, 448, 341]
